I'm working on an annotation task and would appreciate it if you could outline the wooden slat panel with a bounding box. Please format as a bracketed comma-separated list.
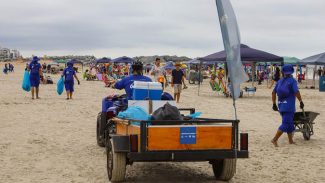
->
[116, 123, 141, 152]
[147, 126, 232, 151]
[116, 123, 128, 135]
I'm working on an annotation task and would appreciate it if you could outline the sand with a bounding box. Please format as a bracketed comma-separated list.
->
[0, 62, 324, 183]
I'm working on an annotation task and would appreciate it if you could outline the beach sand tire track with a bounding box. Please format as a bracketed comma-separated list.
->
[212, 158, 236, 181]
[107, 138, 126, 182]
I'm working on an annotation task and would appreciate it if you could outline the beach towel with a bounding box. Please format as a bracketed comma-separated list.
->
[57, 77, 64, 95]
[22, 71, 31, 92]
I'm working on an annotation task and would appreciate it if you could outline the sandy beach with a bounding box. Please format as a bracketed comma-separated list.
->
[0, 61, 324, 183]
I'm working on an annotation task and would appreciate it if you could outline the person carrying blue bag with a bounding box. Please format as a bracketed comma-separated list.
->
[62, 61, 80, 100]
[271, 64, 304, 147]
[27, 56, 43, 99]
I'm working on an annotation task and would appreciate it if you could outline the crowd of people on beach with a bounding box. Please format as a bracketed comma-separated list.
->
[16, 56, 319, 147]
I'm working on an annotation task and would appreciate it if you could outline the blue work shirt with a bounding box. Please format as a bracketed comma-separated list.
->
[29, 61, 41, 76]
[63, 67, 76, 82]
[273, 76, 299, 112]
[114, 74, 152, 99]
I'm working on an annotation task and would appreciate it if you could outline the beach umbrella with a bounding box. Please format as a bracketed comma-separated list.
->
[163, 61, 175, 70]
[96, 57, 112, 64]
[68, 59, 84, 72]
[187, 59, 224, 65]
[47, 62, 60, 66]
[186, 59, 201, 65]
[199, 44, 284, 64]
[283, 56, 300, 64]
[299, 52, 325, 65]
[55, 59, 67, 64]
[112, 56, 134, 63]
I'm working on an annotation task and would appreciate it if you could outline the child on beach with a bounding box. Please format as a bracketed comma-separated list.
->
[171, 62, 185, 103]
[62, 61, 80, 100]
[271, 64, 304, 147]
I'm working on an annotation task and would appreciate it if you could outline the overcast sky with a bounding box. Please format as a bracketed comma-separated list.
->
[0, 0, 324, 58]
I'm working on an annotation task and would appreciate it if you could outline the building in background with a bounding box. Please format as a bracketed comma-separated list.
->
[0, 45, 21, 61]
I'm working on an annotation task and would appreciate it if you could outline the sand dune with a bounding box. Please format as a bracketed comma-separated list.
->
[0, 62, 324, 183]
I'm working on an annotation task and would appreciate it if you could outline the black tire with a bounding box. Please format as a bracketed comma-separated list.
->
[96, 112, 106, 147]
[107, 139, 126, 182]
[212, 159, 236, 181]
[303, 123, 311, 140]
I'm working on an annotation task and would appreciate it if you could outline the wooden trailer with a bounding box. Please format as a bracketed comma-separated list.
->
[103, 109, 249, 182]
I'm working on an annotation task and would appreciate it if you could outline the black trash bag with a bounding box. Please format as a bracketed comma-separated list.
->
[151, 103, 182, 125]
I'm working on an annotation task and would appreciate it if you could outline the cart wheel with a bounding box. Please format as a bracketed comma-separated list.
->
[212, 159, 236, 181]
[303, 124, 311, 140]
[107, 139, 126, 182]
[96, 112, 106, 147]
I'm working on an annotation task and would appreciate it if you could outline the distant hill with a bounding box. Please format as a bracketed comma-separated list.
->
[134, 55, 192, 64]
[22, 55, 192, 64]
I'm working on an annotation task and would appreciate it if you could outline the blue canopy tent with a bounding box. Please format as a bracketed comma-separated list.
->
[68, 59, 84, 72]
[299, 52, 325, 65]
[96, 57, 112, 64]
[199, 44, 284, 63]
[112, 56, 134, 64]
[298, 52, 325, 89]
[199, 44, 284, 87]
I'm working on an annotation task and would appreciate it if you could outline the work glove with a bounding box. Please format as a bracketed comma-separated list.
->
[300, 101, 304, 109]
[272, 103, 278, 111]
[77, 80, 80, 85]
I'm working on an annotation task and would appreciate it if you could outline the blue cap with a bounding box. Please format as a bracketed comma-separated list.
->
[32, 56, 40, 62]
[67, 61, 73, 67]
[282, 64, 294, 75]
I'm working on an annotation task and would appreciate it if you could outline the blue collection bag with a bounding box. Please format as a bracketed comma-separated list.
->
[22, 71, 31, 92]
[57, 77, 64, 95]
[117, 106, 151, 126]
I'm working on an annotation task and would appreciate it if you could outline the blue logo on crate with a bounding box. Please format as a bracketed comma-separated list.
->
[180, 127, 196, 144]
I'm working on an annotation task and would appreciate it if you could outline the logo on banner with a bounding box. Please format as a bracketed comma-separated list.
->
[180, 127, 196, 144]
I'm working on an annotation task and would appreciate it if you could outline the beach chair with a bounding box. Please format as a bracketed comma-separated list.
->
[209, 81, 229, 97]
[244, 87, 256, 97]
[96, 74, 103, 81]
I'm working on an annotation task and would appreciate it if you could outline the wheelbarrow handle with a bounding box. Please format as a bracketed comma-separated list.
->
[302, 108, 306, 118]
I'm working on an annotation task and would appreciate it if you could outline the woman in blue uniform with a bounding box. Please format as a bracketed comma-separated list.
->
[62, 61, 80, 100]
[28, 56, 43, 99]
[271, 64, 304, 147]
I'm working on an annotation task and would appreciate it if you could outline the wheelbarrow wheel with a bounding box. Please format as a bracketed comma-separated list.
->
[96, 112, 106, 147]
[303, 123, 311, 140]
[107, 139, 126, 182]
[212, 159, 236, 181]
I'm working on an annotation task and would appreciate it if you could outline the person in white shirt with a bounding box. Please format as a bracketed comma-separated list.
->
[151, 58, 166, 89]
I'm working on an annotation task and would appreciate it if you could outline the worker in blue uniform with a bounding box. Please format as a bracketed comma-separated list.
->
[271, 64, 304, 147]
[62, 61, 80, 100]
[114, 61, 151, 100]
[28, 56, 43, 99]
